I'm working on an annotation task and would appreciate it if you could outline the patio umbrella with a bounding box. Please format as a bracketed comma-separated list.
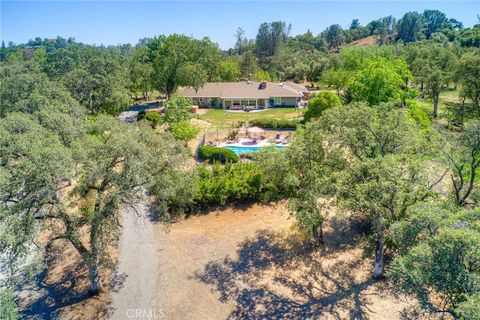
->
[247, 126, 264, 134]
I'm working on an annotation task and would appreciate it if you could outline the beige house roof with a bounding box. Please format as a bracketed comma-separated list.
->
[179, 81, 307, 99]
[283, 81, 309, 93]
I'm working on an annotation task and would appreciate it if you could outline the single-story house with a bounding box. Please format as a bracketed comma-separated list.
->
[179, 81, 308, 109]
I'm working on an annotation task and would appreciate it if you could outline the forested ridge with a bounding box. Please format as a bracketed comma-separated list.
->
[1, 9, 480, 320]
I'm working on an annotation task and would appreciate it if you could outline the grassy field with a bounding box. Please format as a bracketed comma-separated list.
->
[415, 88, 463, 118]
[196, 108, 305, 128]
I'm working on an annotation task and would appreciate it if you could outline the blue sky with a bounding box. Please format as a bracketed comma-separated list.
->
[1, 1, 479, 49]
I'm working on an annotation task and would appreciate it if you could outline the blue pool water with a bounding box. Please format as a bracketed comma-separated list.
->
[223, 145, 286, 155]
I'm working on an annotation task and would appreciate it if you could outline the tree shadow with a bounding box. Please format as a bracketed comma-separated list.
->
[195, 200, 261, 217]
[110, 271, 128, 293]
[16, 240, 115, 320]
[18, 262, 91, 320]
[194, 227, 384, 320]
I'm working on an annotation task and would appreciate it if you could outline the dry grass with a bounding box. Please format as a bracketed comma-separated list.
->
[17, 201, 440, 319]
[16, 239, 113, 320]
[351, 36, 379, 46]
[152, 202, 426, 319]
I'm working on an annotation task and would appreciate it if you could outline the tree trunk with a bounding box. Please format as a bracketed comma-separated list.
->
[87, 258, 103, 295]
[312, 224, 324, 244]
[89, 91, 93, 111]
[88, 214, 102, 295]
[459, 159, 478, 206]
[373, 227, 385, 279]
[433, 95, 439, 118]
[420, 81, 424, 99]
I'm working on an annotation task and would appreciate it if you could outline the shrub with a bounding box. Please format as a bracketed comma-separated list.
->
[161, 154, 286, 210]
[304, 91, 341, 121]
[407, 101, 431, 129]
[137, 110, 146, 121]
[198, 146, 239, 163]
[249, 118, 301, 129]
[0, 289, 20, 320]
[144, 112, 162, 128]
[456, 295, 480, 320]
[171, 120, 199, 144]
[227, 130, 238, 140]
[194, 162, 268, 206]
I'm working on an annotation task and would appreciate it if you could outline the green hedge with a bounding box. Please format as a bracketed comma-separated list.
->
[145, 112, 162, 128]
[249, 118, 301, 129]
[198, 146, 239, 163]
[194, 162, 269, 206]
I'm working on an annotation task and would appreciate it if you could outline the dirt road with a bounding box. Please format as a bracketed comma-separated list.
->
[109, 202, 160, 320]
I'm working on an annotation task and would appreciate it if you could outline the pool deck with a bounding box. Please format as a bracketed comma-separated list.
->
[218, 138, 289, 148]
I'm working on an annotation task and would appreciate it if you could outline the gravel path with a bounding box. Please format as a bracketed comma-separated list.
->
[109, 202, 160, 320]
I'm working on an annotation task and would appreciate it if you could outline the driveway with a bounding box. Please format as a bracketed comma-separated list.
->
[109, 202, 160, 319]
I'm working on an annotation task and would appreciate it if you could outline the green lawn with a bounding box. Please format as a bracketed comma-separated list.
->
[415, 89, 462, 119]
[196, 108, 305, 128]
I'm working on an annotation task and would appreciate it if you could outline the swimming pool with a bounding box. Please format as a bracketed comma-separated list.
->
[223, 145, 286, 155]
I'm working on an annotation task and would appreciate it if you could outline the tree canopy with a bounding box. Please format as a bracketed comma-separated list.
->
[304, 91, 341, 121]
[147, 34, 221, 97]
[347, 58, 414, 106]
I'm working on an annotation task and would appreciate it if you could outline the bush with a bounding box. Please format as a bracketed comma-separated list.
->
[227, 130, 238, 140]
[144, 112, 162, 128]
[407, 101, 431, 129]
[194, 162, 268, 206]
[137, 110, 146, 121]
[456, 295, 480, 320]
[0, 289, 20, 320]
[249, 118, 301, 129]
[304, 91, 341, 121]
[198, 146, 239, 163]
[171, 120, 199, 144]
